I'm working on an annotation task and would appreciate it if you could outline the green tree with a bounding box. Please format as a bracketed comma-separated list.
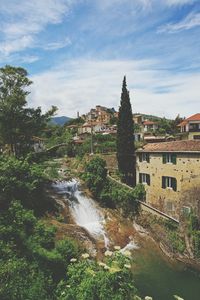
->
[83, 157, 107, 197]
[0, 155, 55, 215]
[116, 76, 135, 186]
[0, 65, 56, 157]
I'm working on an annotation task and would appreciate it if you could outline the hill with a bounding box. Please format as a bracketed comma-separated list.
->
[51, 116, 72, 126]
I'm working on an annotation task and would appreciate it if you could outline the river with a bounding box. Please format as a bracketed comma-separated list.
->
[52, 179, 200, 300]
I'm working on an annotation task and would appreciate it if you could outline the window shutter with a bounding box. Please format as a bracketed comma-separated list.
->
[172, 154, 177, 165]
[147, 153, 150, 163]
[172, 178, 177, 191]
[139, 154, 142, 162]
[163, 154, 166, 164]
[139, 173, 142, 183]
[147, 174, 150, 185]
[162, 176, 166, 189]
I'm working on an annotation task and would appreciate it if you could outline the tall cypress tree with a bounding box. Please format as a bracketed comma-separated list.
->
[116, 76, 136, 186]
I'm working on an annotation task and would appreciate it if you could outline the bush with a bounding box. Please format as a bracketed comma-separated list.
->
[83, 157, 144, 217]
[0, 258, 52, 300]
[56, 250, 137, 300]
[83, 157, 107, 197]
[0, 155, 55, 215]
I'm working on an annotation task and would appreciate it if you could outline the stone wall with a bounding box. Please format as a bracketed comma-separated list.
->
[137, 152, 200, 219]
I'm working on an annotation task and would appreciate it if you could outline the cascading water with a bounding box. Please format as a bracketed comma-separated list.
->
[52, 179, 109, 247]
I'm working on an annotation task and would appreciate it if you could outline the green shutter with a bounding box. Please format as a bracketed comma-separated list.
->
[139, 154, 142, 162]
[147, 153, 150, 163]
[163, 154, 166, 164]
[172, 154, 177, 165]
[162, 176, 166, 189]
[139, 173, 142, 183]
[147, 174, 150, 185]
[172, 178, 177, 191]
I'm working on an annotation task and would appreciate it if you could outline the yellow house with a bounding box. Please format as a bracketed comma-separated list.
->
[136, 140, 200, 220]
[178, 113, 200, 140]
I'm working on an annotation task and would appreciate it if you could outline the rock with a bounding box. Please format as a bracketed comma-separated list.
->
[50, 220, 97, 257]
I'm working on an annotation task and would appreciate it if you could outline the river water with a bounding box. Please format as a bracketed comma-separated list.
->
[52, 179, 200, 300]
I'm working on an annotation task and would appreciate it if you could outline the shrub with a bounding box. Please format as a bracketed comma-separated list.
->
[56, 250, 137, 300]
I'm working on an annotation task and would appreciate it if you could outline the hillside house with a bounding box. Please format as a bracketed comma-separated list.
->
[136, 140, 200, 220]
[143, 120, 158, 133]
[78, 122, 106, 135]
[178, 113, 200, 140]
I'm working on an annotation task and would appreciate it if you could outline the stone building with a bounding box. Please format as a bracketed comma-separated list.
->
[136, 140, 200, 220]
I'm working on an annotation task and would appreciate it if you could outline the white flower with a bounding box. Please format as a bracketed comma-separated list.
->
[145, 297, 153, 300]
[81, 253, 90, 259]
[104, 265, 110, 270]
[114, 246, 121, 250]
[123, 250, 131, 257]
[105, 250, 113, 257]
[98, 262, 106, 267]
[66, 285, 71, 288]
[173, 296, 184, 300]
[124, 264, 131, 269]
[70, 258, 77, 262]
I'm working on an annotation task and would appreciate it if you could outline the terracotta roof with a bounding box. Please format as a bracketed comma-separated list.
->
[178, 113, 200, 127]
[137, 140, 200, 153]
[143, 121, 156, 125]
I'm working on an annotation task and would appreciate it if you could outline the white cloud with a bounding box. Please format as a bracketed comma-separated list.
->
[158, 12, 200, 33]
[0, 35, 34, 56]
[165, 0, 197, 6]
[29, 59, 200, 119]
[40, 38, 72, 50]
[0, 0, 74, 56]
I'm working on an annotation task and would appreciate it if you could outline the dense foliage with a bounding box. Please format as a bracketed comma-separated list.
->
[83, 157, 144, 216]
[56, 250, 137, 300]
[0, 201, 80, 299]
[0, 65, 56, 158]
[0, 155, 55, 215]
[116, 76, 135, 186]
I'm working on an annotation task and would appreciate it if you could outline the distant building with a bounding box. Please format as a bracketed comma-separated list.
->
[78, 122, 106, 135]
[143, 120, 158, 133]
[84, 105, 115, 124]
[136, 140, 200, 220]
[178, 113, 200, 140]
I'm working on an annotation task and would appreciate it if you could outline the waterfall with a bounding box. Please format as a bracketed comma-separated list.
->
[52, 179, 109, 246]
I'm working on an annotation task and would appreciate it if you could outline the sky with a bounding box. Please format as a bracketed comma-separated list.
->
[0, 0, 199, 118]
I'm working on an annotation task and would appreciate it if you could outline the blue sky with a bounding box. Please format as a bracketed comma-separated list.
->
[0, 0, 199, 118]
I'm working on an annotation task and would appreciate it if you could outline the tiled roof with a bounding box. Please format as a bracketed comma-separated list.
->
[178, 113, 200, 126]
[137, 140, 200, 153]
[143, 121, 156, 125]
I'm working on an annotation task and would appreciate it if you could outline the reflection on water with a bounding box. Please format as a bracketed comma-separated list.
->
[132, 240, 200, 300]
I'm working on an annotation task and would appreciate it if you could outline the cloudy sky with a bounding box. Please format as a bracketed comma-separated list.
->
[0, 0, 199, 118]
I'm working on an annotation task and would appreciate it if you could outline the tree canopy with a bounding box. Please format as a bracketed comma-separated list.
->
[0, 65, 57, 157]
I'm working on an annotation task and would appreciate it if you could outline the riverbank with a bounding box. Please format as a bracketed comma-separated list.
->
[47, 176, 200, 300]
[49, 155, 200, 272]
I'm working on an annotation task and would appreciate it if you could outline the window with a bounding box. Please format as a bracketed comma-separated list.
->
[139, 173, 150, 185]
[166, 201, 174, 212]
[163, 153, 176, 164]
[139, 153, 150, 163]
[194, 135, 200, 140]
[162, 176, 177, 191]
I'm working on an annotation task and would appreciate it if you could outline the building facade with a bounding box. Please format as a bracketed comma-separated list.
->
[178, 113, 200, 140]
[136, 140, 200, 220]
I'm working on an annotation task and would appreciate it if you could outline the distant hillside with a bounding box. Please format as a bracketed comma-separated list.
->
[51, 116, 72, 126]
